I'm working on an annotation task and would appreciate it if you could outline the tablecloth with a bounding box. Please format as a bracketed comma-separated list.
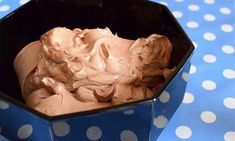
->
[0, 0, 234, 141]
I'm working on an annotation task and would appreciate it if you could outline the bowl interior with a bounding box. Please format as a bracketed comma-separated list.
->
[0, 0, 193, 104]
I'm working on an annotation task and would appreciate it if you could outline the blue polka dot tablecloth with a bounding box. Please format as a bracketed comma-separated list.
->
[0, 0, 235, 141]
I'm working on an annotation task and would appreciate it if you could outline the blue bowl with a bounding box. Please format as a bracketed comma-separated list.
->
[0, 0, 194, 140]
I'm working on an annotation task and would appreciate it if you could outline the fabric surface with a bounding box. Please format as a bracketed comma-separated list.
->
[154, 0, 235, 141]
[0, 0, 234, 141]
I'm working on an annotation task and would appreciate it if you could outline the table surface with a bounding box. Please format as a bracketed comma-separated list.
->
[0, 0, 235, 141]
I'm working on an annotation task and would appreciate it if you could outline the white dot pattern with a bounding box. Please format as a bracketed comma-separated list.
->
[203, 32, 216, 41]
[223, 97, 235, 109]
[183, 92, 195, 104]
[154, 115, 168, 128]
[17, 124, 33, 139]
[53, 122, 70, 137]
[220, 7, 231, 15]
[187, 21, 199, 29]
[224, 131, 235, 141]
[189, 64, 197, 74]
[174, 0, 184, 2]
[221, 24, 233, 32]
[222, 45, 235, 54]
[223, 69, 235, 79]
[123, 109, 135, 115]
[188, 4, 200, 11]
[200, 111, 217, 123]
[204, 14, 216, 21]
[182, 72, 189, 81]
[175, 126, 192, 139]
[202, 80, 217, 90]
[204, 0, 215, 5]
[19, 0, 30, 5]
[0, 101, 9, 109]
[203, 54, 217, 63]
[172, 11, 183, 18]
[120, 130, 138, 141]
[0, 5, 10, 12]
[159, 91, 170, 103]
[86, 126, 102, 140]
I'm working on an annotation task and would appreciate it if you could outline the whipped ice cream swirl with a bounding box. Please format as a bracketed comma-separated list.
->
[14, 27, 174, 116]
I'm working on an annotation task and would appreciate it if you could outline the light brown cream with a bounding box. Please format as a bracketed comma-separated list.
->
[14, 27, 174, 116]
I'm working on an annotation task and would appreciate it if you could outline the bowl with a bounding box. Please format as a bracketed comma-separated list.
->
[0, 0, 194, 140]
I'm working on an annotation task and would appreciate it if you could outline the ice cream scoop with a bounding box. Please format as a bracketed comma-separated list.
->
[14, 27, 174, 116]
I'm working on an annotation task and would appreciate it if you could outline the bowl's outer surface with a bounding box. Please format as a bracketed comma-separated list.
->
[0, 0, 194, 140]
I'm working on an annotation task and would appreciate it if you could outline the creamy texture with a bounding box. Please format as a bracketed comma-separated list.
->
[14, 27, 174, 116]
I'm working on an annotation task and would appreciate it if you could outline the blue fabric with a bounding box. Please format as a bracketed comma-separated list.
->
[0, 0, 234, 141]
[153, 0, 235, 141]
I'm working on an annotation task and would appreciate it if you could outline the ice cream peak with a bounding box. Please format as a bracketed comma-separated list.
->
[14, 27, 174, 116]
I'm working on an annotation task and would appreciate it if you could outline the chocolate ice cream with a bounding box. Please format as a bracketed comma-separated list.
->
[14, 27, 174, 116]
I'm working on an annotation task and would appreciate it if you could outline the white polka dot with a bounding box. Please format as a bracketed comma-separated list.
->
[187, 21, 199, 29]
[192, 41, 198, 49]
[183, 92, 195, 104]
[0, 101, 9, 109]
[223, 97, 235, 109]
[159, 91, 170, 103]
[175, 0, 184, 2]
[220, 7, 231, 15]
[200, 111, 217, 123]
[203, 54, 217, 63]
[189, 64, 197, 74]
[172, 11, 183, 18]
[17, 124, 33, 139]
[0, 5, 10, 12]
[204, 14, 216, 21]
[120, 130, 138, 141]
[222, 45, 235, 54]
[87, 126, 102, 140]
[224, 131, 235, 141]
[223, 69, 235, 79]
[53, 122, 70, 137]
[204, 0, 215, 4]
[203, 32, 216, 41]
[158, 1, 168, 6]
[19, 0, 30, 5]
[182, 72, 189, 81]
[123, 109, 135, 115]
[188, 4, 200, 11]
[202, 80, 217, 90]
[221, 24, 233, 32]
[175, 126, 192, 139]
[154, 115, 168, 128]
